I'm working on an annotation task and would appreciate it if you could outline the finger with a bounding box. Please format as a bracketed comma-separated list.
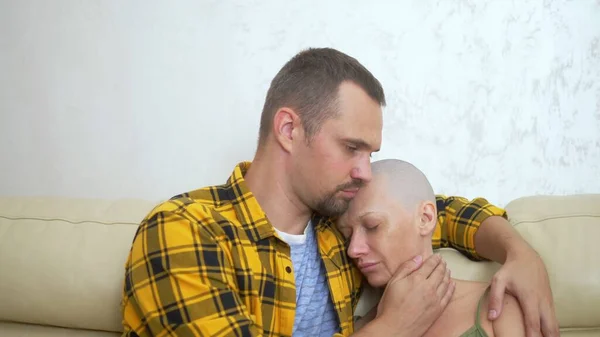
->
[389, 255, 424, 282]
[540, 301, 560, 337]
[440, 279, 456, 309]
[487, 274, 507, 320]
[540, 316, 560, 337]
[436, 267, 451, 299]
[521, 297, 542, 337]
[378, 255, 425, 316]
[426, 257, 447, 286]
[414, 254, 443, 280]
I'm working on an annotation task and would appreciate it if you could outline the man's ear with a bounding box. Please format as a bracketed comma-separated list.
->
[272, 107, 302, 153]
[418, 201, 437, 236]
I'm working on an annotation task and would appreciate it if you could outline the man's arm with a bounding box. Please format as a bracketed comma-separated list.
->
[433, 195, 506, 260]
[122, 204, 259, 337]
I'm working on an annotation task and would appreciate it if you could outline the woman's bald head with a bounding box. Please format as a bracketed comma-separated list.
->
[370, 159, 436, 215]
[338, 159, 438, 287]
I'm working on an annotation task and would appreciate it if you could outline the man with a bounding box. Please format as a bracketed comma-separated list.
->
[121, 48, 558, 337]
[339, 159, 528, 336]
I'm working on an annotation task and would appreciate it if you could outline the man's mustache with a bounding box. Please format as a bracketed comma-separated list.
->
[337, 179, 365, 191]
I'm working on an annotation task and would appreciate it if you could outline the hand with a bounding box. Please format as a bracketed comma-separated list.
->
[487, 246, 559, 337]
[376, 254, 455, 337]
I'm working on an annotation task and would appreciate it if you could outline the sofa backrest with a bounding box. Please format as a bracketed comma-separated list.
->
[0, 197, 157, 333]
[504, 194, 600, 329]
[1, 195, 599, 334]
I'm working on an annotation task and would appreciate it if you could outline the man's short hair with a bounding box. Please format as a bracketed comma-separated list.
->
[258, 48, 386, 145]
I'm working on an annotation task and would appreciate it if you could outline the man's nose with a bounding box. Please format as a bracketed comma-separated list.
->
[350, 155, 372, 183]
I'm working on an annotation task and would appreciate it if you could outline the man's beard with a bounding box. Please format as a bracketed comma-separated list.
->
[314, 179, 364, 217]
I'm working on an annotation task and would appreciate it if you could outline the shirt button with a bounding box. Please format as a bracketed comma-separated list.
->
[285, 266, 292, 273]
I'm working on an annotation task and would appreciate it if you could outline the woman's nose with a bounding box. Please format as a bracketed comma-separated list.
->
[347, 232, 369, 259]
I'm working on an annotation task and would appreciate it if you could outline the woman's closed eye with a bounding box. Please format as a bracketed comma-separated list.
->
[364, 224, 379, 232]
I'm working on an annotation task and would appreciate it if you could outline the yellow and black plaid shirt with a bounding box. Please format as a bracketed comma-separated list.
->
[122, 162, 506, 337]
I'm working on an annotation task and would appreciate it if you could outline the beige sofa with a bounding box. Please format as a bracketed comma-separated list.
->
[0, 194, 599, 336]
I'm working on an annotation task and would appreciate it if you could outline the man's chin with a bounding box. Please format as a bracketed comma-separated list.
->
[315, 198, 351, 217]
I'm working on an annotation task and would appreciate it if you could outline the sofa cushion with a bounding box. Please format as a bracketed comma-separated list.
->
[0, 321, 119, 337]
[0, 197, 156, 332]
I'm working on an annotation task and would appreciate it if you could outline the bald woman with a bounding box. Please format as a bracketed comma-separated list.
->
[337, 159, 526, 337]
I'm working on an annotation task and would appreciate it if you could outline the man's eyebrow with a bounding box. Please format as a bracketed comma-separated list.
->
[344, 138, 380, 152]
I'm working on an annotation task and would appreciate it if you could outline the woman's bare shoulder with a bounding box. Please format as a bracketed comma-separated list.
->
[423, 280, 490, 337]
[491, 292, 526, 337]
[470, 282, 526, 337]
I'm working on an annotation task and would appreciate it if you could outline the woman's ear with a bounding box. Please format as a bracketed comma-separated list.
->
[418, 201, 437, 236]
[272, 107, 302, 153]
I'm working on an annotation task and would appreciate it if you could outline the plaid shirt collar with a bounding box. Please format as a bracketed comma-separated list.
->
[226, 161, 333, 242]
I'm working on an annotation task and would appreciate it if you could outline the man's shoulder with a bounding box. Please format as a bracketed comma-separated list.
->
[144, 182, 238, 227]
[172, 181, 236, 208]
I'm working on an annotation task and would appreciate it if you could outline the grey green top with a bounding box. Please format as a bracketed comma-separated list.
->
[458, 287, 491, 337]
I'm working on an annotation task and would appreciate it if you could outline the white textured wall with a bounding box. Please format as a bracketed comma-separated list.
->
[1, 0, 599, 206]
